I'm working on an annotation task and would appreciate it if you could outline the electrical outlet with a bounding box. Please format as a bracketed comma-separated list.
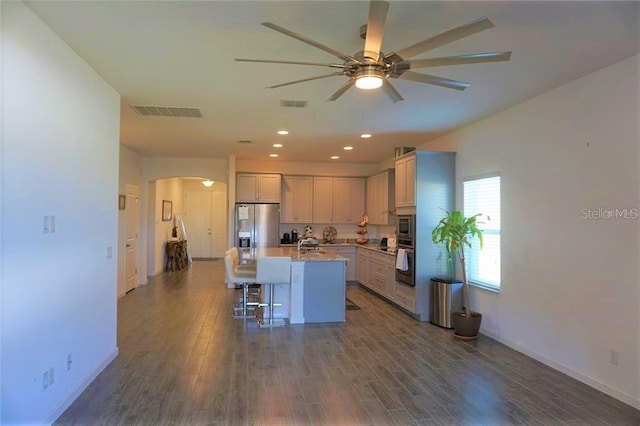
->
[107, 246, 113, 259]
[50, 215, 56, 233]
[67, 354, 73, 371]
[49, 367, 55, 386]
[609, 349, 619, 366]
[43, 216, 50, 234]
[42, 370, 49, 390]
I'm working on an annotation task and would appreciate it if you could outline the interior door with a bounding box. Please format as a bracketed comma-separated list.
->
[211, 191, 227, 257]
[125, 185, 139, 293]
[184, 191, 212, 258]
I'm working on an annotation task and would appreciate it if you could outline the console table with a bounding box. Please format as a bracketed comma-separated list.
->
[165, 240, 189, 271]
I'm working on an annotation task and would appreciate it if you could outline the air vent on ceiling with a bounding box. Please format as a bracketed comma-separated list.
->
[131, 105, 203, 118]
[280, 99, 307, 108]
[237, 140, 252, 144]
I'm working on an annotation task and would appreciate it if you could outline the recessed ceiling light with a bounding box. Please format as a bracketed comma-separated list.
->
[277, 130, 289, 135]
[273, 143, 283, 148]
[331, 156, 340, 160]
[343, 146, 354, 151]
[360, 134, 372, 139]
[269, 153, 279, 158]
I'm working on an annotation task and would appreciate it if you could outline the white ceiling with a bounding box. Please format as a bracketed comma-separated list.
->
[26, 1, 639, 164]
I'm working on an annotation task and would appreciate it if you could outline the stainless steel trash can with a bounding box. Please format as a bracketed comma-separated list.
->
[431, 278, 463, 328]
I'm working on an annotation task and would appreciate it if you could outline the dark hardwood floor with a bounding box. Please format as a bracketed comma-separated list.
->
[55, 260, 640, 425]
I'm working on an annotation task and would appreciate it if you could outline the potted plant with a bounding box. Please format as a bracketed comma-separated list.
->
[432, 210, 486, 340]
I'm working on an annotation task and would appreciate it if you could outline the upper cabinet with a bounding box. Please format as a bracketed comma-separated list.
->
[236, 173, 281, 203]
[366, 169, 395, 225]
[313, 177, 365, 224]
[333, 178, 365, 223]
[281, 176, 313, 223]
[312, 177, 335, 223]
[395, 153, 416, 208]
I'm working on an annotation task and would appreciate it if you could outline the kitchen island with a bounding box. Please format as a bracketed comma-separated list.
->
[239, 247, 348, 324]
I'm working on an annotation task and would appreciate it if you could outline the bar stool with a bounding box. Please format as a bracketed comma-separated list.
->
[226, 247, 256, 273]
[256, 256, 291, 328]
[224, 254, 259, 319]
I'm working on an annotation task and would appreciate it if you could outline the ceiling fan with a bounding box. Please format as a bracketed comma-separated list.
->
[235, 0, 512, 103]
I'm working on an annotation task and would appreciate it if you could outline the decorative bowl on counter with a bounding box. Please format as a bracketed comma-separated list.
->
[322, 226, 338, 243]
[355, 238, 369, 244]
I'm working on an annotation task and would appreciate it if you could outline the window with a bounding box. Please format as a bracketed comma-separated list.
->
[463, 175, 501, 290]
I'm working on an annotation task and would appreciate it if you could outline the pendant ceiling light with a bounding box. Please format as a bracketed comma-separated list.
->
[202, 179, 215, 187]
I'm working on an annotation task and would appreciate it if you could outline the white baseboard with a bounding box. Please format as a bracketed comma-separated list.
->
[480, 328, 640, 410]
[43, 347, 119, 425]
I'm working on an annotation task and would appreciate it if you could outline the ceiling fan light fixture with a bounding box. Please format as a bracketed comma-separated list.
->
[354, 67, 384, 90]
[202, 179, 215, 188]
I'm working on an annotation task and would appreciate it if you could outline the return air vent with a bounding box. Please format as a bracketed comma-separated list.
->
[237, 140, 252, 144]
[131, 105, 203, 118]
[280, 99, 307, 108]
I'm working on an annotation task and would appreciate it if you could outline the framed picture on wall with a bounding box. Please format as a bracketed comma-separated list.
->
[162, 200, 172, 221]
[118, 195, 126, 210]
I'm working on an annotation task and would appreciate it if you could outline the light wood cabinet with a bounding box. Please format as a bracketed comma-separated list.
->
[329, 246, 356, 281]
[333, 178, 365, 223]
[356, 247, 417, 314]
[366, 169, 395, 225]
[281, 176, 313, 223]
[313, 177, 365, 224]
[357, 251, 369, 287]
[312, 177, 334, 223]
[236, 173, 281, 203]
[395, 154, 416, 208]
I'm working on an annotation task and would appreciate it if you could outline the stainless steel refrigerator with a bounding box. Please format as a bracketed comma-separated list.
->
[235, 203, 280, 248]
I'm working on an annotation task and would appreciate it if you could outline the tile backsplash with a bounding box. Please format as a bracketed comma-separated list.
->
[281, 223, 396, 242]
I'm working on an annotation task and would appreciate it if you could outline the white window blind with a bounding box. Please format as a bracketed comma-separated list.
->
[463, 175, 501, 289]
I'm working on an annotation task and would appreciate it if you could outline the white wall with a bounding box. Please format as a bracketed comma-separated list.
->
[143, 157, 228, 183]
[237, 159, 376, 177]
[1, 2, 120, 423]
[421, 55, 640, 408]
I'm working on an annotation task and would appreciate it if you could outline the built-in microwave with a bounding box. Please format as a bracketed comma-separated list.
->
[397, 215, 415, 243]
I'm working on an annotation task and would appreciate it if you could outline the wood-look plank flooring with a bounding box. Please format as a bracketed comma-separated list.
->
[55, 260, 640, 425]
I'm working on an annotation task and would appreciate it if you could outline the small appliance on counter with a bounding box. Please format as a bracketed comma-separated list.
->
[281, 232, 291, 244]
[386, 236, 397, 252]
[291, 229, 299, 243]
[380, 237, 388, 248]
[298, 237, 320, 252]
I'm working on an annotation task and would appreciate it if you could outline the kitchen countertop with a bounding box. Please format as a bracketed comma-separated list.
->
[241, 246, 348, 262]
[279, 243, 397, 256]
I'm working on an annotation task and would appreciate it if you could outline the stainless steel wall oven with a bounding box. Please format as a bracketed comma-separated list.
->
[395, 247, 415, 287]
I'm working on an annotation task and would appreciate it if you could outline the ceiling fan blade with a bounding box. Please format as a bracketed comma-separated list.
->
[402, 52, 512, 69]
[363, 0, 390, 60]
[388, 17, 495, 61]
[267, 72, 344, 89]
[235, 58, 345, 69]
[382, 79, 404, 103]
[395, 71, 470, 91]
[262, 22, 359, 63]
[326, 79, 356, 102]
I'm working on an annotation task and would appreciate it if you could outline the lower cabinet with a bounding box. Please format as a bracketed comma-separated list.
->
[329, 246, 356, 281]
[356, 247, 417, 314]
